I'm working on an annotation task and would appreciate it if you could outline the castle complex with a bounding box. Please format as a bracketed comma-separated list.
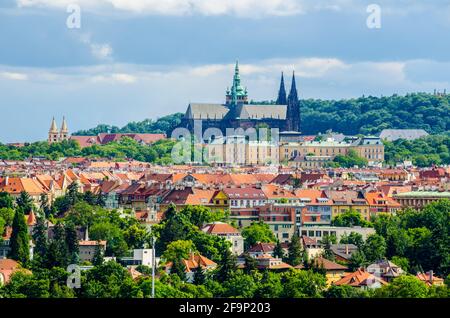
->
[181, 61, 301, 135]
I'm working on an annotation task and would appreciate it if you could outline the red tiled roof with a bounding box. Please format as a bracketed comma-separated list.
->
[165, 253, 217, 273]
[311, 257, 348, 271]
[202, 222, 239, 235]
[79, 240, 107, 246]
[334, 268, 387, 287]
[248, 242, 276, 253]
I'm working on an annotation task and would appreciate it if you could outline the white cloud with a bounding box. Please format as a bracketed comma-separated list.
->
[0, 72, 29, 80]
[1, 58, 446, 97]
[90, 73, 137, 84]
[78, 33, 113, 61]
[15, 0, 450, 17]
[1, 57, 449, 143]
[90, 43, 113, 60]
[16, 0, 303, 17]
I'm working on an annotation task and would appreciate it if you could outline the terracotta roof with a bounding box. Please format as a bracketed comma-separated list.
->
[311, 257, 348, 271]
[270, 174, 294, 185]
[222, 187, 267, 200]
[334, 269, 387, 287]
[165, 253, 217, 273]
[79, 240, 107, 246]
[295, 189, 330, 204]
[128, 267, 143, 280]
[202, 222, 239, 235]
[26, 211, 37, 226]
[0, 177, 46, 195]
[365, 191, 401, 207]
[416, 271, 444, 286]
[247, 242, 276, 253]
[185, 189, 216, 205]
[262, 184, 297, 199]
[0, 259, 23, 284]
[70, 136, 100, 148]
[2, 226, 12, 240]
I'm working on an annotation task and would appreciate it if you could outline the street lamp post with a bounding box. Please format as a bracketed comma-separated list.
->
[151, 235, 156, 299]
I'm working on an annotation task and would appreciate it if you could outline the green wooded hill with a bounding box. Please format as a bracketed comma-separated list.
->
[300, 92, 450, 135]
[73, 93, 450, 136]
[73, 113, 184, 137]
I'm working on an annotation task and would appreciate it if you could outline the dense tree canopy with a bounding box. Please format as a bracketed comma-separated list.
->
[0, 138, 176, 164]
[372, 200, 450, 276]
[75, 93, 450, 138]
[299, 93, 450, 135]
[73, 113, 184, 137]
[241, 221, 276, 249]
[384, 133, 450, 166]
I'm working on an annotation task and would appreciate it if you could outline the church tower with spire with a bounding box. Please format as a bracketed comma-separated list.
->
[286, 71, 301, 132]
[276, 72, 287, 105]
[60, 116, 69, 141]
[48, 117, 59, 144]
[226, 61, 248, 107]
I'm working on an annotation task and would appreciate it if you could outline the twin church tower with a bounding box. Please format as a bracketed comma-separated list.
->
[48, 117, 69, 144]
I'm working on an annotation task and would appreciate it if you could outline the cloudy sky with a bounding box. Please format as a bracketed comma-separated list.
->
[1, 0, 450, 142]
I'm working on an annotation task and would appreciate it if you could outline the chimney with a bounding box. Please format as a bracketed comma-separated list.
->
[429, 270, 433, 284]
[345, 244, 349, 255]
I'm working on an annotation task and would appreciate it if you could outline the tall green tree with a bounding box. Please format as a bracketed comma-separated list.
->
[32, 213, 48, 267]
[0, 191, 14, 209]
[273, 240, 285, 259]
[16, 191, 34, 213]
[65, 223, 79, 264]
[170, 257, 187, 281]
[46, 223, 69, 268]
[39, 193, 52, 217]
[216, 247, 237, 282]
[92, 242, 105, 266]
[321, 234, 336, 261]
[9, 207, 30, 265]
[193, 263, 206, 285]
[287, 235, 303, 267]
[243, 253, 258, 274]
[362, 234, 387, 263]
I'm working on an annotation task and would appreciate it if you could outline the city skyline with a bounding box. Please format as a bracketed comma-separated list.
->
[1, 0, 450, 142]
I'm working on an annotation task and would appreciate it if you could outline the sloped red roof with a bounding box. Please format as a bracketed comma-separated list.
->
[202, 222, 239, 235]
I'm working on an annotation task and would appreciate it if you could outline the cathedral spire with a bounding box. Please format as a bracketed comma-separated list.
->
[226, 60, 248, 106]
[48, 117, 59, 144]
[60, 116, 68, 133]
[59, 116, 69, 141]
[288, 71, 298, 102]
[49, 117, 58, 133]
[276, 72, 287, 105]
[286, 71, 300, 132]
